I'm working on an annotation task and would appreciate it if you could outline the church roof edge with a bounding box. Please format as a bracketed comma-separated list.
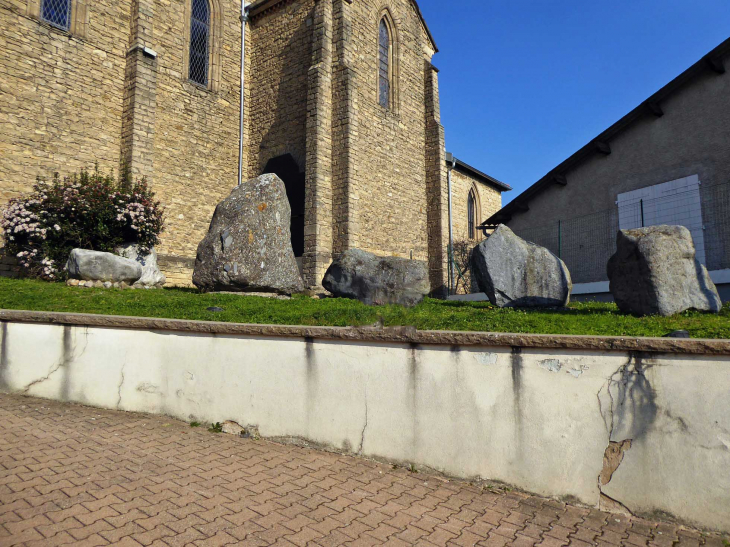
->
[247, 0, 438, 53]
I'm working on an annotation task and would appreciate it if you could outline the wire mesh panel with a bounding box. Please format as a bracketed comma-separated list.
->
[41, 0, 71, 30]
[505, 180, 730, 284]
[189, 0, 210, 87]
[559, 209, 619, 283]
[702, 181, 730, 270]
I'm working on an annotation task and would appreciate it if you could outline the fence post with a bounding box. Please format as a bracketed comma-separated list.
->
[640, 199, 645, 227]
[558, 220, 562, 258]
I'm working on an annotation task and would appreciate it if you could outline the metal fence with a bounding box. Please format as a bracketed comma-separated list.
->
[509, 180, 730, 284]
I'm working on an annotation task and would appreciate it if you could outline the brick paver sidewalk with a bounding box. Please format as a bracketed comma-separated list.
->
[0, 394, 726, 547]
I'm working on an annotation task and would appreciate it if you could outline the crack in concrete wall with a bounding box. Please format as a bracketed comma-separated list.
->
[0, 322, 8, 390]
[117, 362, 126, 409]
[358, 390, 368, 455]
[596, 352, 661, 517]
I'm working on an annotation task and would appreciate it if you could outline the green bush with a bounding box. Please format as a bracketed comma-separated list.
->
[1, 166, 164, 280]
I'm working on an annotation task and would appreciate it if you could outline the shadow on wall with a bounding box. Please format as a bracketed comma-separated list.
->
[263, 154, 305, 257]
[254, 8, 313, 259]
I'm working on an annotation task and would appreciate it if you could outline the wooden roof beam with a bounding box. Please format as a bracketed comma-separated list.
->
[644, 101, 664, 117]
[705, 56, 726, 74]
[594, 141, 611, 155]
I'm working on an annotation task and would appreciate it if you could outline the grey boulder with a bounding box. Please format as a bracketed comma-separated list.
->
[115, 244, 166, 288]
[471, 224, 572, 307]
[607, 225, 721, 316]
[322, 248, 430, 307]
[66, 248, 142, 283]
[193, 174, 304, 294]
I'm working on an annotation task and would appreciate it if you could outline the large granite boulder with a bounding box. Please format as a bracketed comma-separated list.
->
[66, 248, 142, 283]
[115, 244, 166, 288]
[471, 224, 572, 307]
[322, 249, 430, 307]
[193, 174, 304, 294]
[607, 225, 721, 316]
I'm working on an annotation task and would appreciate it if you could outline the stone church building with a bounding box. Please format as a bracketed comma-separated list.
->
[0, 0, 509, 291]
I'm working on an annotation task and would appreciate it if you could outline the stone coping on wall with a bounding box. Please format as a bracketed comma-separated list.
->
[1, 309, 729, 355]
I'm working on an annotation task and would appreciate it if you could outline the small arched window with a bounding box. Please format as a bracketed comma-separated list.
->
[189, 0, 210, 87]
[378, 18, 391, 109]
[468, 189, 477, 239]
[41, 0, 72, 30]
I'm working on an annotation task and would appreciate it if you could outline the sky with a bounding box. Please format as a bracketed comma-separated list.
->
[416, 1, 730, 204]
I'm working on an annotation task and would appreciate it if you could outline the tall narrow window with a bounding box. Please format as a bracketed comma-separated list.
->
[468, 189, 477, 239]
[378, 19, 391, 109]
[189, 0, 210, 87]
[41, 0, 72, 30]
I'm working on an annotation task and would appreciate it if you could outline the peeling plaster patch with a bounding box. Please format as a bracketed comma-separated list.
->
[597, 439, 633, 517]
[718, 437, 730, 451]
[567, 365, 588, 378]
[476, 352, 497, 365]
[599, 439, 632, 486]
[136, 382, 160, 394]
[539, 359, 561, 373]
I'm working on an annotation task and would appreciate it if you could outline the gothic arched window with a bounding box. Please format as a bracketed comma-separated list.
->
[378, 18, 391, 109]
[468, 189, 477, 239]
[41, 0, 71, 30]
[189, 0, 211, 86]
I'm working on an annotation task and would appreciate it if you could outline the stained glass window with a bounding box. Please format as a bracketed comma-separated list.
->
[378, 19, 390, 108]
[189, 0, 210, 86]
[41, 0, 71, 31]
[468, 189, 476, 239]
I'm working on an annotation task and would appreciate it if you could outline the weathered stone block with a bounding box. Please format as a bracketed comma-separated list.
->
[66, 249, 142, 283]
[607, 225, 721, 316]
[471, 224, 572, 308]
[192, 174, 304, 294]
[322, 248, 430, 307]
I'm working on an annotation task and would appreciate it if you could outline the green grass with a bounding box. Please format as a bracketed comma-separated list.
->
[0, 277, 728, 338]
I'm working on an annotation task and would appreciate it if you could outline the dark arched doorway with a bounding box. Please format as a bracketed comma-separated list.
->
[262, 154, 305, 257]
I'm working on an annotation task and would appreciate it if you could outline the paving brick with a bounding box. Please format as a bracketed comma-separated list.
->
[0, 394, 725, 547]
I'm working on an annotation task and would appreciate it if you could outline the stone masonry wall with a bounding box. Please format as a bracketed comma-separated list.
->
[344, 0, 435, 263]
[151, 0, 243, 261]
[246, 1, 314, 177]
[0, 0, 130, 205]
[0, 0, 452, 291]
[0, 0, 245, 284]
[451, 169, 502, 243]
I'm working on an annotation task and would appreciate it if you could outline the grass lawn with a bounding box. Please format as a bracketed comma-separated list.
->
[0, 277, 728, 338]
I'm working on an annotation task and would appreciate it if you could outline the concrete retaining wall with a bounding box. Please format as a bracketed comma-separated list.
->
[1, 311, 729, 531]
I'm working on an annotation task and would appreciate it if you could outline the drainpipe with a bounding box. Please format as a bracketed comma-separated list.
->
[445, 152, 456, 295]
[237, 1, 251, 186]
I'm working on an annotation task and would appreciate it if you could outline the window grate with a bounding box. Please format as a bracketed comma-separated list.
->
[379, 19, 390, 108]
[189, 0, 210, 87]
[41, 0, 71, 31]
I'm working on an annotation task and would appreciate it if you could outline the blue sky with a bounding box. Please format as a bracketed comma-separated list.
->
[416, 1, 730, 203]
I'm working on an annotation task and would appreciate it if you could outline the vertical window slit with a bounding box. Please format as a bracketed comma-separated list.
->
[379, 19, 391, 109]
[189, 0, 210, 87]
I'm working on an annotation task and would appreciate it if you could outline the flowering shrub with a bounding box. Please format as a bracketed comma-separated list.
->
[1, 167, 164, 280]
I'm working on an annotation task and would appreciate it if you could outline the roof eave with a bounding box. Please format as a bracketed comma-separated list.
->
[482, 36, 730, 226]
[450, 158, 512, 192]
